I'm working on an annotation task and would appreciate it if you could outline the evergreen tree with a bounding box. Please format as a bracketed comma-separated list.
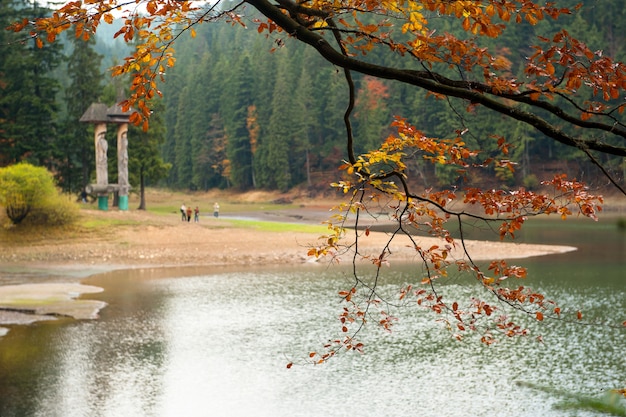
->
[129, 99, 171, 209]
[353, 76, 391, 156]
[172, 84, 195, 188]
[256, 49, 294, 191]
[0, 0, 62, 168]
[292, 54, 318, 186]
[160, 31, 197, 188]
[222, 53, 256, 189]
[60, 26, 104, 193]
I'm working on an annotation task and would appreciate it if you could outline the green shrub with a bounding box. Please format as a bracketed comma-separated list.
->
[0, 162, 78, 226]
[27, 193, 79, 226]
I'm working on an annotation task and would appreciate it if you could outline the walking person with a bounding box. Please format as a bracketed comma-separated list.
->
[213, 202, 220, 218]
[186, 205, 192, 222]
[194, 206, 199, 222]
[180, 203, 187, 221]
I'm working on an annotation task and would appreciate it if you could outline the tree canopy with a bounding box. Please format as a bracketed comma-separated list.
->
[10, 0, 626, 362]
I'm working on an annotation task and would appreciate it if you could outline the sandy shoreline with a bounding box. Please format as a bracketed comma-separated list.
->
[0, 206, 579, 333]
[0, 209, 578, 272]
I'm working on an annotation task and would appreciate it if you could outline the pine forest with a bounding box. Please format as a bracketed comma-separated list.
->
[1, 0, 625, 195]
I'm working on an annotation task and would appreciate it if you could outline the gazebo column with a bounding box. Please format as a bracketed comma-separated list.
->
[107, 101, 132, 211]
[94, 122, 109, 210]
[117, 123, 129, 211]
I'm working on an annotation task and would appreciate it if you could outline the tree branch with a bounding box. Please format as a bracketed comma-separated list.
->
[244, 0, 626, 158]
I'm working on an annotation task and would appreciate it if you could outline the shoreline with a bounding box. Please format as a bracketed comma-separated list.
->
[0, 206, 582, 335]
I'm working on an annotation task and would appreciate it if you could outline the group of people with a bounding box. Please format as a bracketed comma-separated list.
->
[180, 202, 220, 222]
[180, 203, 199, 222]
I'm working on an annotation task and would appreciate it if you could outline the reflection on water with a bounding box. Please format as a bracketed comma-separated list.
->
[0, 221, 624, 417]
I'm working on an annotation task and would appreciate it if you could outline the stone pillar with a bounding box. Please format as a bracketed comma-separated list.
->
[94, 123, 109, 210]
[117, 123, 129, 211]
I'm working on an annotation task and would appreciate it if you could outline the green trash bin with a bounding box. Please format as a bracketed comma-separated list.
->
[118, 195, 129, 211]
[97, 195, 108, 211]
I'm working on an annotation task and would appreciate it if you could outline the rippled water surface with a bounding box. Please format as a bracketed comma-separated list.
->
[0, 219, 624, 417]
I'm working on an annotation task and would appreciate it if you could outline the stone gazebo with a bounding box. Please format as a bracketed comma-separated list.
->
[79, 102, 131, 211]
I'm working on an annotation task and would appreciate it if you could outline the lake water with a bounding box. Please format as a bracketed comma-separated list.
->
[0, 219, 624, 417]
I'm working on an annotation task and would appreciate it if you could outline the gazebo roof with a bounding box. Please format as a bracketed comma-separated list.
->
[79, 102, 133, 124]
[79, 103, 109, 123]
[106, 102, 132, 123]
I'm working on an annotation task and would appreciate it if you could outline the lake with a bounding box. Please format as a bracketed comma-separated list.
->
[0, 218, 624, 417]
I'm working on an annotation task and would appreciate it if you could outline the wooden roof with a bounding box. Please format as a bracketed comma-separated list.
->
[79, 102, 132, 124]
[79, 103, 109, 123]
[106, 103, 132, 123]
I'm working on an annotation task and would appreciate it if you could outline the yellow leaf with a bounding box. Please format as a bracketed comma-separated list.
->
[482, 277, 495, 285]
[312, 20, 328, 29]
[190, 27, 196, 38]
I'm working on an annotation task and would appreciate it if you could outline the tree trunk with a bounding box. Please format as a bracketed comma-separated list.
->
[138, 167, 146, 210]
[306, 149, 311, 187]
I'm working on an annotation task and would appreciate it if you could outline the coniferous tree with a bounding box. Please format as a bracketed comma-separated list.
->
[0, 0, 61, 168]
[222, 53, 256, 189]
[172, 83, 195, 188]
[353, 76, 391, 156]
[130, 99, 171, 209]
[293, 54, 318, 186]
[256, 49, 294, 191]
[160, 31, 198, 188]
[60, 26, 104, 193]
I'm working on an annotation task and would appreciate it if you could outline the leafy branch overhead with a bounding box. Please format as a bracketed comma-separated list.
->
[12, 0, 626, 361]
